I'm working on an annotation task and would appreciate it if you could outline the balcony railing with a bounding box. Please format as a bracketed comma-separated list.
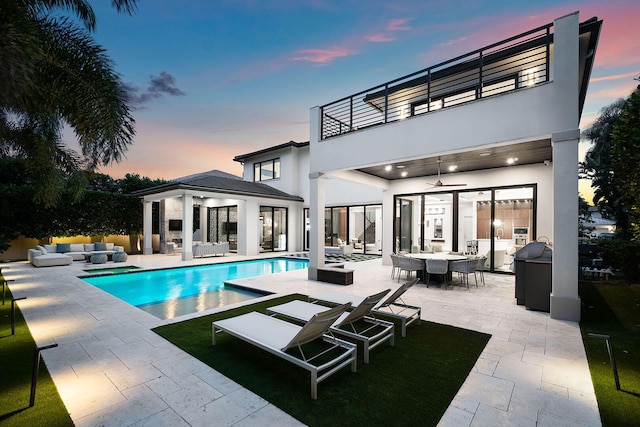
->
[321, 23, 553, 140]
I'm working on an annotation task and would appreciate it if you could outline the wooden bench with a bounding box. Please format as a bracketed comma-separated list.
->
[317, 265, 354, 285]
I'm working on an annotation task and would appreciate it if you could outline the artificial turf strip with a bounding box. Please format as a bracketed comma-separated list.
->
[153, 294, 491, 426]
[579, 282, 640, 427]
[0, 285, 73, 427]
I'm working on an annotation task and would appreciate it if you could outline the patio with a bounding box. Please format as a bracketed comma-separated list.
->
[4, 254, 600, 426]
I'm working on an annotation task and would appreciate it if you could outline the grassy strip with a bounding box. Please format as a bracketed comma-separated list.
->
[154, 294, 491, 426]
[0, 283, 73, 427]
[580, 281, 640, 426]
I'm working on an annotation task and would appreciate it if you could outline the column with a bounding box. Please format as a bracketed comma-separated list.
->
[181, 193, 194, 261]
[308, 172, 325, 280]
[199, 205, 208, 242]
[143, 200, 153, 255]
[550, 129, 580, 321]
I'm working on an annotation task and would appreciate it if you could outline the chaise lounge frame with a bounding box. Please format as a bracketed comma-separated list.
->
[212, 303, 356, 400]
[268, 289, 395, 364]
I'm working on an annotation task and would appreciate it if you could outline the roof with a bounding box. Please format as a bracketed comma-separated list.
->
[131, 169, 304, 202]
[233, 140, 309, 163]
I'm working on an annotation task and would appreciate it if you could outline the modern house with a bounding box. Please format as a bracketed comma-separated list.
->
[135, 12, 601, 322]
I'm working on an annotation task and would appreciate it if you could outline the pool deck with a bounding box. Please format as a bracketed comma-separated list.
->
[4, 254, 600, 426]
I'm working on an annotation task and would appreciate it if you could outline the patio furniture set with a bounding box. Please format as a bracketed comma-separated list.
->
[391, 252, 486, 290]
[28, 242, 127, 267]
[212, 278, 421, 399]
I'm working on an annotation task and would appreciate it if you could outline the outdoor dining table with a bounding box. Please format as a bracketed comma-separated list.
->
[406, 253, 468, 285]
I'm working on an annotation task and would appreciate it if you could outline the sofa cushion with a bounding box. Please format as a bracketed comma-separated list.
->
[94, 242, 107, 251]
[70, 244, 85, 252]
[44, 244, 57, 253]
[84, 243, 95, 252]
[105, 242, 114, 250]
[56, 243, 71, 253]
[35, 245, 47, 255]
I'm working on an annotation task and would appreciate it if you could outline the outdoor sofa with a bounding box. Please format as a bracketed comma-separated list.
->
[28, 242, 125, 267]
[193, 242, 229, 257]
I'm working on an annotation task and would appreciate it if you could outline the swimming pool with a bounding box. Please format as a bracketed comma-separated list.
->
[82, 258, 309, 319]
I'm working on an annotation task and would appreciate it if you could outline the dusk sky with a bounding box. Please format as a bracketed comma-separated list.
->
[74, 0, 639, 197]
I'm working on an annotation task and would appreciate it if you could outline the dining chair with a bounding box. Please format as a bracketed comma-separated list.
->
[390, 253, 401, 279]
[425, 259, 449, 288]
[450, 259, 477, 290]
[397, 255, 422, 282]
[474, 256, 486, 285]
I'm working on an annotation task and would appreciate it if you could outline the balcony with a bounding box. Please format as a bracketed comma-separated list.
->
[321, 23, 554, 140]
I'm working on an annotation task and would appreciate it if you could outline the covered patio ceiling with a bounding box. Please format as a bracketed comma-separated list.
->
[357, 138, 552, 180]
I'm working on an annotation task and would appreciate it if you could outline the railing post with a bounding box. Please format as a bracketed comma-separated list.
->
[545, 26, 551, 82]
[383, 84, 389, 123]
[588, 333, 620, 390]
[478, 52, 484, 99]
[427, 70, 431, 112]
[11, 297, 27, 335]
[30, 344, 59, 407]
[349, 96, 353, 132]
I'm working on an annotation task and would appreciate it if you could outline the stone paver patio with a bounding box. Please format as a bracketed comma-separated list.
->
[4, 253, 600, 426]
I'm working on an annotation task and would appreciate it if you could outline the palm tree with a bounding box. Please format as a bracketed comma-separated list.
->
[0, 1, 138, 206]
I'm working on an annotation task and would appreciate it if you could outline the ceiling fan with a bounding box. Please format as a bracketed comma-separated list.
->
[425, 158, 467, 188]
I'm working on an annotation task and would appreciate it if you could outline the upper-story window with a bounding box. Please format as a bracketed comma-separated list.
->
[254, 158, 280, 182]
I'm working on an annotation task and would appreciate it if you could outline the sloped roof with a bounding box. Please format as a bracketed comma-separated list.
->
[233, 140, 309, 163]
[131, 169, 303, 201]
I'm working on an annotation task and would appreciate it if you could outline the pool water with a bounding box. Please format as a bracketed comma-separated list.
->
[82, 258, 309, 319]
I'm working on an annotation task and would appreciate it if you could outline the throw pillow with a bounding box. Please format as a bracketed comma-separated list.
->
[84, 243, 95, 252]
[94, 242, 107, 251]
[105, 243, 114, 250]
[35, 245, 47, 255]
[56, 243, 71, 253]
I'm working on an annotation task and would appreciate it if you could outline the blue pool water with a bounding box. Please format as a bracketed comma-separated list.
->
[82, 258, 309, 319]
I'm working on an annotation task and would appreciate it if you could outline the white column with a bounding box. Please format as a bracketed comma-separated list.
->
[181, 193, 194, 261]
[236, 200, 259, 256]
[143, 200, 153, 255]
[550, 129, 580, 321]
[381, 189, 393, 266]
[308, 172, 325, 280]
[199, 205, 208, 242]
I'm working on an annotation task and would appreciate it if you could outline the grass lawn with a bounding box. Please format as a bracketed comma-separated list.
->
[154, 294, 491, 426]
[0, 283, 73, 427]
[580, 281, 640, 426]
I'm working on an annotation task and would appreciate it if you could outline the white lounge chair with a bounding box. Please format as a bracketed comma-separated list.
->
[371, 278, 421, 337]
[267, 289, 394, 364]
[212, 303, 356, 400]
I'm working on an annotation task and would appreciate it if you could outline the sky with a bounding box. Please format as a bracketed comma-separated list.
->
[71, 0, 639, 201]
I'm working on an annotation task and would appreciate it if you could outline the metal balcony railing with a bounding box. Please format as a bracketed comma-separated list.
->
[320, 23, 553, 140]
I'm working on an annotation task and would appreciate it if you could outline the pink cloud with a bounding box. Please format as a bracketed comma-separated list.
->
[387, 18, 412, 31]
[587, 80, 638, 100]
[591, 71, 640, 82]
[291, 46, 356, 65]
[364, 33, 395, 43]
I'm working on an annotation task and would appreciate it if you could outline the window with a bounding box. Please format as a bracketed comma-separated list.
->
[253, 159, 280, 182]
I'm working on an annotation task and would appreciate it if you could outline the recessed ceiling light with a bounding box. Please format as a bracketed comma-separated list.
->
[448, 165, 458, 172]
[479, 151, 491, 157]
[401, 171, 408, 177]
[507, 157, 518, 165]
[396, 165, 405, 169]
[384, 165, 392, 171]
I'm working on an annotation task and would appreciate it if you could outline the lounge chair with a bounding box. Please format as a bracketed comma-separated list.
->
[371, 278, 421, 337]
[212, 303, 356, 400]
[307, 280, 421, 338]
[267, 289, 394, 364]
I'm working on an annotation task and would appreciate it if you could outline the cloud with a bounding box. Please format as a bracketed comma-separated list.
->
[591, 71, 640, 82]
[387, 18, 411, 31]
[124, 71, 186, 106]
[364, 33, 395, 43]
[290, 46, 356, 65]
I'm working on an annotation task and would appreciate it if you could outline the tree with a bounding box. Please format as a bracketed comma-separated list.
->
[611, 84, 640, 241]
[0, 0, 138, 206]
[578, 194, 594, 238]
[579, 99, 625, 223]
